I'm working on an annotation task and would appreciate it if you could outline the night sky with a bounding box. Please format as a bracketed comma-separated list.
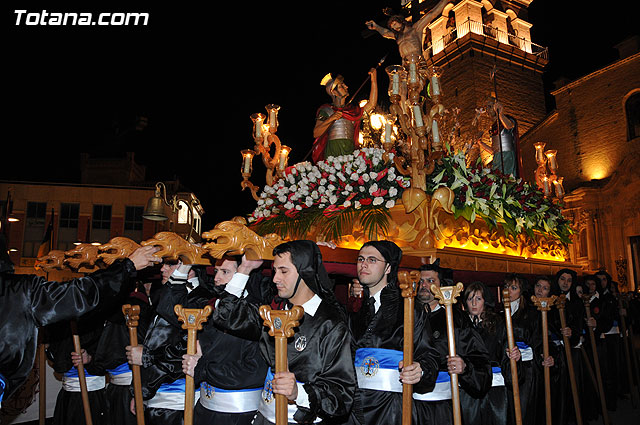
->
[3, 1, 638, 229]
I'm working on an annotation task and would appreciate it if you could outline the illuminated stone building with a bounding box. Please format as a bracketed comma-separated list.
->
[520, 37, 640, 290]
[403, 0, 639, 288]
[0, 153, 204, 280]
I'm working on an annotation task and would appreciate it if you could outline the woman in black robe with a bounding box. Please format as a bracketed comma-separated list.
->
[460, 281, 521, 425]
[501, 274, 542, 425]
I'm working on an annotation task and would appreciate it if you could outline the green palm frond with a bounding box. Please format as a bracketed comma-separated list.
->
[318, 208, 357, 242]
[358, 206, 391, 241]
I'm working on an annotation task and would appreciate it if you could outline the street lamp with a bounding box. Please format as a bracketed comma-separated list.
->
[142, 182, 204, 243]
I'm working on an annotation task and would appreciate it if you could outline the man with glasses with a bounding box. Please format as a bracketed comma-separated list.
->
[414, 261, 491, 424]
[345, 240, 440, 425]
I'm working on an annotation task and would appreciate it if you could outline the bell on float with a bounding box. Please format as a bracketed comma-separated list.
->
[142, 188, 169, 221]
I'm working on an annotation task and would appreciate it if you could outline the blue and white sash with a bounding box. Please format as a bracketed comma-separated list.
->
[604, 320, 620, 336]
[354, 348, 403, 393]
[413, 371, 451, 401]
[199, 382, 261, 413]
[0, 371, 6, 405]
[258, 368, 321, 424]
[516, 342, 533, 362]
[145, 378, 199, 411]
[107, 362, 132, 386]
[63, 367, 106, 392]
[491, 366, 505, 387]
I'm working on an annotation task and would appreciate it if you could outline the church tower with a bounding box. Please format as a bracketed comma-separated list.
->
[415, 0, 548, 142]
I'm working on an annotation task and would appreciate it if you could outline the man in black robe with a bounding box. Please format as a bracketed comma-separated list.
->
[126, 260, 214, 425]
[180, 255, 270, 425]
[212, 240, 356, 424]
[346, 240, 440, 425]
[414, 261, 491, 424]
[0, 233, 160, 407]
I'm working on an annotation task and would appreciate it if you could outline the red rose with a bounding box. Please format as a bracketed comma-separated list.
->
[376, 169, 388, 181]
[359, 198, 373, 206]
[285, 208, 299, 218]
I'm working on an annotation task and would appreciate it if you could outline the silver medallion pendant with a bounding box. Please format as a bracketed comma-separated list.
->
[295, 335, 307, 351]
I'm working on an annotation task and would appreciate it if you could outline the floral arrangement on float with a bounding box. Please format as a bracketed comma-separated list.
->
[248, 145, 573, 247]
[248, 148, 409, 241]
[426, 144, 573, 245]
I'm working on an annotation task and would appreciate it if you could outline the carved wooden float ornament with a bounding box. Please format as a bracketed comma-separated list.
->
[35, 219, 285, 272]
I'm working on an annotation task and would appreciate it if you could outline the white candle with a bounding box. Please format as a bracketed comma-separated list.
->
[413, 105, 423, 127]
[385, 122, 392, 143]
[542, 177, 550, 197]
[279, 150, 287, 170]
[263, 129, 270, 147]
[432, 119, 440, 144]
[392, 73, 400, 95]
[255, 118, 263, 139]
[409, 62, 417, 84]
[430, 75, 441, 96]
[270, 110, 277, 129]
[243, 155, 251, 174]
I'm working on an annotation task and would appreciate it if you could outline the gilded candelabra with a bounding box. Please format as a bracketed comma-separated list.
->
[533, 142, 564, 200]
[241, 104, 291, 201]
[385, 55, 445, 192]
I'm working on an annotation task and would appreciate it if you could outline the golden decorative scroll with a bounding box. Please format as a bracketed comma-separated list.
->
[36, 219, 286, 272]
[99, 237, 141, 265]
[64, 243, 100, 270]
[202, 218, 284, 261]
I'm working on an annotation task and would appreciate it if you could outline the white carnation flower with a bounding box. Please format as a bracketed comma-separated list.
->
[373, 197, 384, 206]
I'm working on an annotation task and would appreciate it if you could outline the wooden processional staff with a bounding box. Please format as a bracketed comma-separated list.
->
[122, 304, 145, 425]
[432, 282, 465, 425]
[554, 295, 582, 425]
[531, 295, 557, 425]
[502, 289, 522, 425]
[69, 319, 93, 425]
[582, 296, 610, 425]
[259, 305, 305, 425]
[174, 304, 213, 425]
[38, 331, 46, 425]
[398, 271, 420, 425]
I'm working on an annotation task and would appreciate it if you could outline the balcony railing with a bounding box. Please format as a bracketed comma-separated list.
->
[425, 18, 548, 61]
